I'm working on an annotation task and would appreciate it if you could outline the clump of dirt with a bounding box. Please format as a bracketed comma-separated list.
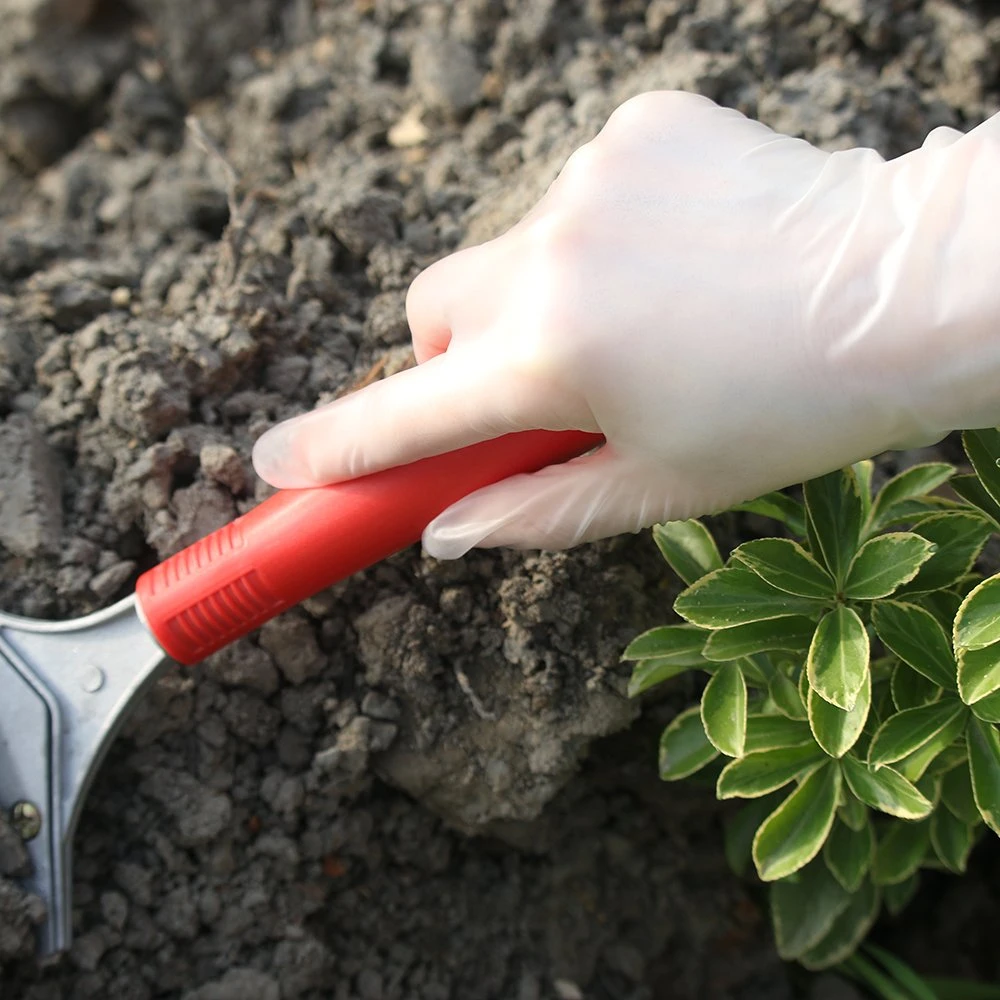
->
[1, 1, 999, 998]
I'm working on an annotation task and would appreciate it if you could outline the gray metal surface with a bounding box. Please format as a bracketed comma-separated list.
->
[0, 595, 166, 954]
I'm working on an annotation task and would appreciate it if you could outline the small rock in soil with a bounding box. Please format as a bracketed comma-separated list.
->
[0, 812, 32, 877]
[0, 878, 46, 961]
[206, 641, 281, 696]
[0, 413, 63, 557]
[89, 559, 135, 601]
[410, 33, 484, 116]
[199, 442, 248, 493]
[139, 768, 232, 847]
[180, 967, 280, 1000]
[259, 612, 326, 685]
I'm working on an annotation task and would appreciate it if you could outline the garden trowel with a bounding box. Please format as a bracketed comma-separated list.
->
[0, 429, 601, 955]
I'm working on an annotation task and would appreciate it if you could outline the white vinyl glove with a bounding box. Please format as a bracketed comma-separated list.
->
[252, 91, 1000, 558]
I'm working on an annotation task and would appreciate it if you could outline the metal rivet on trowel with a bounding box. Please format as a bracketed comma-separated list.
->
[11, 801, 42, 841]
[80, 664, 105, 693]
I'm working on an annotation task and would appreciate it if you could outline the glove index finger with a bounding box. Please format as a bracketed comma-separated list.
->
[252, 350, 539, 488]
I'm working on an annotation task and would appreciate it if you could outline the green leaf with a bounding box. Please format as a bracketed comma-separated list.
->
[625, 630, 703, 690]
[799, 648, 812, 692]
[920, 589, 964, 631]
[859, 944, 943, 1000]
[622, 624, 708, 662]
[652, 520, 722, 586]
[967, 715, 1000, 834]
[627, 656, 696, 698]
[841, 756, 933, 820]
[625, 625, 710, 697]
[941, 764, 979, 825]
[658, 706, 719, 781]
[895, 725, 962, 785]
[971, 688, 1000, 724]
[799, 877, 879, 971]
[730, 491, 807, 536]
[717, 743, 827, 799]
[752, 762, 841, 881]
[895, 512, 991, 596]
[950, 473, 1000, 530]
[853, 460, 874, 517]
[868, 700, 969, 768]
[807, 606, 870, 711]
[915, 768, 942, 808]
[869, 655, 896, 688]
[838, 791, 868, 832]
[963, 428, 1000, 507]
[958, 641, 1000, 706]
[701, 617, 816, 662]
[736, 653, 770, 686]
[954, 575, 1000, 651]
[872, 818, 931, 885]
[804, 469, 864, 586]
[823, 818, 874, 893]
[890, 661, 942, 712]
[871, 601, 957, 690]
[809, 666, 871, 758]
[843, 533, 935, 600]
[883, 873, 919, 917]
[744, 713, 814, 753]
[931, 806, 976, 874]
[839, 956, 924, 1000]
[769, 671, 809, 721]
[701, 662, 747, 757]
[925, 743, 969, 779]
[771, 858, 852, 961]
[893, 708, 968, 785]
[923, 979, 1000, 1000]
[674, 566, 825, 629]
[873, 496, 965, 530]
[871, 679, 896, 733]
[724, 794, 783, 878]
[868, 462, 956, 533]
[731, 538, 836, 599]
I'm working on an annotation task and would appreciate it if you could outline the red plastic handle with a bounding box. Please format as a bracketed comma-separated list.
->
[135, 429, 603, 664]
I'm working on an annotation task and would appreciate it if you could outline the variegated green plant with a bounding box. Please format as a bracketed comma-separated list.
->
[625, 429, 1000, 971]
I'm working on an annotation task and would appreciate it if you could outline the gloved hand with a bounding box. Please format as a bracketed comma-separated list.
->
[253, 91, 1000, 558]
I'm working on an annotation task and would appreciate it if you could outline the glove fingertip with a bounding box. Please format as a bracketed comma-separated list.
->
[252, 422, 316, 488]
[421, 507, 486, 560]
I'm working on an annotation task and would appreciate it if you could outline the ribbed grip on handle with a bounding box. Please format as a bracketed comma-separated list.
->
[136, 429, 603, 664]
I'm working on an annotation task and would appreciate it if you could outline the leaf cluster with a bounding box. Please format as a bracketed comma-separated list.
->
[625, 430, 1000, 970]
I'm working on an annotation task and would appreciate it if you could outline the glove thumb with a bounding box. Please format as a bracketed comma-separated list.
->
[422, 449, 670, 558]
